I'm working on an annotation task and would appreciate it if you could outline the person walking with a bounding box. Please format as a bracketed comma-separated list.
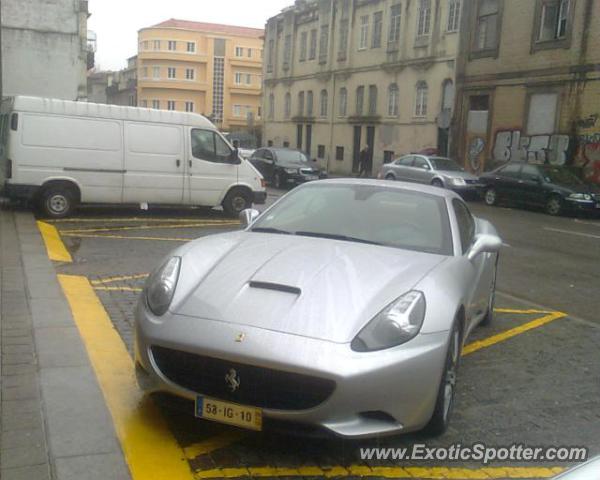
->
[358, 145, 371, 177]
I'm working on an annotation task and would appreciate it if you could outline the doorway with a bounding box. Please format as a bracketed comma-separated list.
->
[305, 124, 312, 158]
[352, 126, 362, 173]
[366, 126, 375, 176]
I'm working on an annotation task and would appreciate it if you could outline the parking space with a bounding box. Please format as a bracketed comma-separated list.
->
[36, 195, 600, 480]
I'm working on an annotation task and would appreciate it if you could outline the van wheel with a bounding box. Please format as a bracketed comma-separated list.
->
[222, 188, 252, 217]
[39, 185, 77, 218]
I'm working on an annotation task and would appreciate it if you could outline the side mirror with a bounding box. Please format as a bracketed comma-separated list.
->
[467, 234, 502, 262]
[239, 208, 260, 228]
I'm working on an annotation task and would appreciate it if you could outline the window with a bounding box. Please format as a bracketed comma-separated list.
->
[129, 95, 135, 107]
[186, 68, 195, 80]
[268, 94, 275, 119]
[319, 25, 329, 63]
[187, 42, 196, 53]
[191, 129, 233, 163]
[320, 90, 328, 117]
[384, 150, 395, 163]
[453, 199, 475, 253]
[246, 74, 252, 85]
[167, 100, 176, 111]
[247, 48, 252, 58]
[474, 0, 500, 51]
[527, 93, 558, 135]
[257, 106, 262, 117]
[388, 83, 399, 116]
[339, 87, 348, 117]
[336, 146, 344, 161]
[413, 157, 430, 171]
[306, 91, 314, 116]
[538, 0, 570, 42]
[415, 81, 428, 117]
[283, 34, 292, 69]
[233, 105, 242, 117]
[152, 99, 160, 109]
[142, 67, 148, 78]
[318, 145, 326, 158]
[185, 102, 194, 113]
[356, 86, 365, 115]
[372, 11, 383, 48]
[235, 72, 243, 84]
[368, 85, 378, 115]
[283, 141, 290, 148]
[417, 0, 432, 36]
[284, 92, 292, 119]
[140, 99, 148, 108]
[442, 79, 455, 111]
[267, 39, 275, 72]
[447, 0, 461, 32]
[235, 46, 244, 57]
[153, 40, 161, 50]
[389, 4, 402, 45]
[309, 29, 318, 60]
[142, 41, 149, 50]
[168, 67, 176, 79]
[152, 66, 160, 79]
[338, 19, 349, 60]
[359, 15, 369, 50]
[168, 40, 177, 51]
[300, 31, 308, 61]
[298, 91, 305, 116]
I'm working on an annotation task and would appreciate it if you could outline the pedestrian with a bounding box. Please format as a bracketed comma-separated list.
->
[358, 145, 371, 177]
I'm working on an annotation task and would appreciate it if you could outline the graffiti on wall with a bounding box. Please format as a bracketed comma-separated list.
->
[576, 133, 600, 184]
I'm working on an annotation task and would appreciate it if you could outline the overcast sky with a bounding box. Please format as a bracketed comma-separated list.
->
[88, 0, 292, 71]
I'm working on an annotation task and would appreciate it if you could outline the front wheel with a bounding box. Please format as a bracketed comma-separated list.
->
[431, 179, 444, 188]
[38, 185, 77, 218]
[222, 188, 252, 218]
[423, 321, 461, 436]
[545, 195, 562, 216]
[480, 254, 499, 326]
[385, 174, 395, 181]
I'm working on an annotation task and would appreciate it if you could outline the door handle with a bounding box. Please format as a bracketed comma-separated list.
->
[189, 160, 192, 168]
[176, 159, 181, 167]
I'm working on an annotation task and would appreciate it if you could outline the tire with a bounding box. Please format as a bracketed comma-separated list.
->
[484, 187, 498, 206]
[480, 254, 499, 327]
[385, 174, 396, 181]
[273, 171, 284, 190]
[222, 188, 252, 218]
[38, 184, 77, 219]
[545, 195, 562, 216]
[423, 321, 462, 437]
[431, 178, 444, 188]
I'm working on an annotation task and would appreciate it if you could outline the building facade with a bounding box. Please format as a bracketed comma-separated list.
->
[1, 0, 90, 100]
[137, 19, 264, 134]
[454, 0, 600, 185]
[263, 0, 463, 175]
[107, 56, 138, 107]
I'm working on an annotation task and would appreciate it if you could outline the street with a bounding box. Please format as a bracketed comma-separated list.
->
[32, 187, 600, 479]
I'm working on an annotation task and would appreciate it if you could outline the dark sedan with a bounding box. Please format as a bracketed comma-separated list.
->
[481, 162, 600, 216]
[249, 148, 326, 189]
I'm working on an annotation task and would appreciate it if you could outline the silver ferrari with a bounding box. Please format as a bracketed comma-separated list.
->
[134, 179, 501, 438]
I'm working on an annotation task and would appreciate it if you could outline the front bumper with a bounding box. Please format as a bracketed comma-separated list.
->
[252, 190, 267, 205]
[565, 197, 600, 214]
[285, 171, 326, 185]
[134, 301, 449, 438]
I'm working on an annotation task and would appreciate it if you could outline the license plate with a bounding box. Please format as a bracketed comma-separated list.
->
[305, 175, 319, 181]
[195, 396, 262, 431]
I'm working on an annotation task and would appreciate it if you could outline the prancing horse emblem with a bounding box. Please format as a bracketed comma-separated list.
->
[225, 368, 241, 392]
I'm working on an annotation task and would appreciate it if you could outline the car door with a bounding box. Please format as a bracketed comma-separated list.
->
[519, 164, 546, 207]
[262, 149, 276, 180]
[187, 128, 238, 207]
[249, 149, 267, 176]
[391, 156, 416, 181]
[412, 156, 434, 184]
[493, 163, 523, 202]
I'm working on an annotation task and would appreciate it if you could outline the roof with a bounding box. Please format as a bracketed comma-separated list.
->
[5, 96, 215, 129]
[149, 19, 264, 38]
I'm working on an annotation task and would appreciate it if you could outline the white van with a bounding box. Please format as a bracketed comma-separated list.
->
[0, 96, 266, 218]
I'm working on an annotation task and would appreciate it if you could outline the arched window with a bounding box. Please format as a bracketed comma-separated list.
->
[339, 87, 348, 117]
[368, 85, 378, 115]
[268, 93, 275, 119]
[306, 90, 314, 116]
[298, 91, 305, 116]
[388, 83, 399, 117]
[415, 81, 428, 117]
[441, 79, 454, 111]
[417, 0, 432, 36]
[320, 89, 328, 117]
[284, 92, 291, 119]
[356, 86, 365, 115]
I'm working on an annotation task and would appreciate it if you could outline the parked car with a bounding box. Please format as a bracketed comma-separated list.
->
[135, 179, 502, 438]
[480, 162, 600, 216]
[249, 148, 325, 189]
[0, 96, 266, 218]
[379, 155, 484, 197]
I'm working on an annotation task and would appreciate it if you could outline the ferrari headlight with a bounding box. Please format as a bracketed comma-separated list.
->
[284, 168, 298, 174]
[145, 257, 181, 316]
[351, 291, 426, 352]
[451, 177, 466, 186]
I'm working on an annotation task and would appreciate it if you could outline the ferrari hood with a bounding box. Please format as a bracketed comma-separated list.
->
[174, 232, 446, 343]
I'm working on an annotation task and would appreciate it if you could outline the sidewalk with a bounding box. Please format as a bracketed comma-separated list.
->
[0, 207, 130, 480]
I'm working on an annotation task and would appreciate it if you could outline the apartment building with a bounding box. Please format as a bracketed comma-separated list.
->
[137, 19, 264, 133]
[263, 0, 463, 175]
[454, 0, 600, 185]
[107, 56, 138, 107]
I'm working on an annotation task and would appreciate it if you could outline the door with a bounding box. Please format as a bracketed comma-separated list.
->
[412, 156, 434, 184]
[188, 128, 238, 206]
[519, 164, 546, 207]
[391, 156, 415, 180]
[296, 125, 303, 150]
[366, 126, 375, 175]
[261, 149, 276, 180]
[305, 124, 312, 159]
[352, 126, 362, 173]
[123, 122, 184, 204]
[494, 163, 523, 202]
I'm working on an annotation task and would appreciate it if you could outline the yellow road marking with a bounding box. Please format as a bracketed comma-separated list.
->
[49, 217, 225, 224]
[61, 233, 191, 242]
[194, 465, 563, 479]
[493, 308, 552, 315]
[91, 274, 149, 285]
[61, 222, 239, 234]
[58, 275, 194, 480]
[463, 311, 567, 356]
[184, 430, 247, 459]
[94, 286, 144, 293]
[37, 221, 73, 263]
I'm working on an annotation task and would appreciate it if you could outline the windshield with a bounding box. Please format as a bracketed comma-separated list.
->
[541, 167, 583, 186]
[429, 157, 464, 172]
[275, 150, 309, 165]
[251, 184, 452, 255]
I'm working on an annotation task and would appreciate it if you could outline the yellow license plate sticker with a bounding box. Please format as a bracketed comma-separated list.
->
[195, 396, 262, 431]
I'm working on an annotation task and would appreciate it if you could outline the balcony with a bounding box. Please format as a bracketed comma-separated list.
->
[138, 78, 209, 91]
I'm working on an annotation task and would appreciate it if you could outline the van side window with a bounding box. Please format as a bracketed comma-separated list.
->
[191, 129, 232, 163]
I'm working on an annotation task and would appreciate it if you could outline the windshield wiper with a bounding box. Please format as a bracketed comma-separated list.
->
[251, 227, 293, 235]
[295, 231, 383, 246]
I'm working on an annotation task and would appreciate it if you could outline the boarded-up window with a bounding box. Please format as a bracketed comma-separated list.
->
[527, 93, 558, 135]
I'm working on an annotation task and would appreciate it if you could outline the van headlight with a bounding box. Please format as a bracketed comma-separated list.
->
[351, 291, 426, 352]
[145, 257, 181, 316]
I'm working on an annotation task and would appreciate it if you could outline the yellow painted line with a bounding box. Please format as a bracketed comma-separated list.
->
[58, 275, 194, 480]
[91, 274, 149, 285]
[37, 221, 73, 263]
[494, 308, 552, 315]
[184, 430, 247, 459]
[61, 233, 191, 242]
[61, 222, 239, 234]
[194, 465, 564, 479]
[463, 311, 567, 356]
[49, 217, 226, 224]
[94, 286, 144, 293]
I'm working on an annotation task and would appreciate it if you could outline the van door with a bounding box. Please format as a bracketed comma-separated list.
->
[123, 122, 185, 204]
[187, 128, 238, 207]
